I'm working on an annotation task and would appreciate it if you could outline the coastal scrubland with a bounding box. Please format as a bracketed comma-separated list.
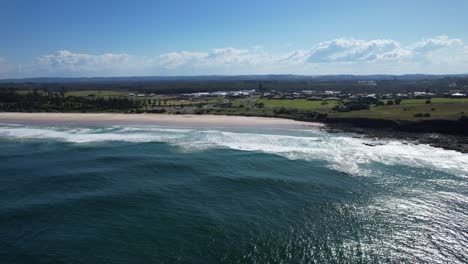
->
[1, 90, 468, 122]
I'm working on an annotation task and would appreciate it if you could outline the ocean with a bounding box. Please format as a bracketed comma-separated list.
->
[0, 122, 467, 263]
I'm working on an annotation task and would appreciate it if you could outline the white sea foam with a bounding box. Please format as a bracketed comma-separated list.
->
[1, 124, 467, 177]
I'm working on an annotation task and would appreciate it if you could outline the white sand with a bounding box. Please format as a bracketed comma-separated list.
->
[0, 113, 323, 129]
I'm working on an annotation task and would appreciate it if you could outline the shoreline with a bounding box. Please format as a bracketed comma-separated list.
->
[326, 122, 468, 153]
[1, 112, 466, 153]
[0, 112, 323, 130]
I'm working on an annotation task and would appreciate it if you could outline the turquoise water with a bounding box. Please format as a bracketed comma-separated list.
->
[0, 123, 467, 263]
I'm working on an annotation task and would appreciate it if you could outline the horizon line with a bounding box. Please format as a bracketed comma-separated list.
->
[2, 73, 468, 82]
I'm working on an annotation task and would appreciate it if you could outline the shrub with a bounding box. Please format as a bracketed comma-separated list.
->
[147, 108, 166, 113]
[334, 102, 370, 112]
[337, 107, 351, 112]
[317, 113, 328, 119]
[375, 101, 385, 106]
[425, 99, 431, 104]
[387, 100, 394, 105]
[255, 102, 264, 108]
[414, 113, 431, 118]
[194, 109, 205, 115]
[344, 97, 379, 105]
[347, 103, 370, 111]
[274, 107, 286, 114]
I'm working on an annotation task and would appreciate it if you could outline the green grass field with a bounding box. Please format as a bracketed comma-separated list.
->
[9, 90, 468, 121]
[229, 98, 468, 121]
[400, 98, 468, 104]
[329, 102, 468, 120]
[255, 98, 339, 110]
[254, 98, 467, 121]
[170, 97, 467, 121]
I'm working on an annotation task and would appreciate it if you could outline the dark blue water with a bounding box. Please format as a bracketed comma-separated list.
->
[0, 124, 467, 263]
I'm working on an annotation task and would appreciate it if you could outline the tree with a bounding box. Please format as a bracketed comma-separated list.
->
[60, 86, 65, 98]
[258, 82, 266, 92]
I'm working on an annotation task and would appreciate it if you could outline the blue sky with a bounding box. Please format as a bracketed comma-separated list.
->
[1, 0, 468, 78]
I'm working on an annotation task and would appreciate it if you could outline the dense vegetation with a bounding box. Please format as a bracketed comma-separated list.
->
[0, 90, 140, 112]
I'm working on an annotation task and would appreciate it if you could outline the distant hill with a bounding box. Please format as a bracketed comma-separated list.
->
[1, 74, 468, 83]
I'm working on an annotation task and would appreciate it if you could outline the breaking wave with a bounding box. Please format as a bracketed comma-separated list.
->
[1, 124, 467, 177]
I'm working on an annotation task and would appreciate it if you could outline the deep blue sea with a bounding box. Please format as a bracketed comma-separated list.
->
[0, 122, 467, 263]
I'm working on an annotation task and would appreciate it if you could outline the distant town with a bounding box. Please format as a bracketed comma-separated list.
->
[127, 86, 468, 100]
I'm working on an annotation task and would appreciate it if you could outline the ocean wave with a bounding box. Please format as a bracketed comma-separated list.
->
[1, 124, 467, 177]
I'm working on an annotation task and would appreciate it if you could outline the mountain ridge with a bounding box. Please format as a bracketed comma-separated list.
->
[2, 74, 468, 83]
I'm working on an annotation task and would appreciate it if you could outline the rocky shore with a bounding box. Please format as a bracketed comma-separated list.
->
[325, 119, 468, 153]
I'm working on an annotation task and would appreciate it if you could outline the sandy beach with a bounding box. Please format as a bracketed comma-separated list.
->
[0, 112, 323, 129]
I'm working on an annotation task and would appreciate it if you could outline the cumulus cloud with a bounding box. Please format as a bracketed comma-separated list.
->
[159, 51, 207, 69]
[1, 35, 467, 78]
[280, 49, 310, 63]
[412, 35, 463, 53]
[34, 50, 149, 76]
[159, 48, 274, 71]
[301, 36, 464, 64]
[305, 38, 409, 63]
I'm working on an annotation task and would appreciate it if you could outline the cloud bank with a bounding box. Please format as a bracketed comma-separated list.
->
[1, 36, 467, 78]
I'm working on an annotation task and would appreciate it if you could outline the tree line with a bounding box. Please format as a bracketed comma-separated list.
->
[0, 90, 140, 112]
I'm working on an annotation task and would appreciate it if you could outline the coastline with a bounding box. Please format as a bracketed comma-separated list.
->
[326, 122, 468, 153]
[1, 112, 466, 153]
[0, 112, 323, 130]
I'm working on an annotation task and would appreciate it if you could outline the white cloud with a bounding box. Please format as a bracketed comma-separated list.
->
[412, 35, 463, 53]
[1, 36, 467, 78]
[158, 37, 468, 74]
[159, 48, 274, 71]
[287, 35, 464, 65]
[159, 51, 207, 69]
[305, 38, 409, 63]
[34, 50, 149, 76]
[280, 49, 310, 64]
